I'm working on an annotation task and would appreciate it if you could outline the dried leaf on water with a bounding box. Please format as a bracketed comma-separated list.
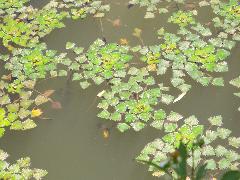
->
[51, 101, 62, 109]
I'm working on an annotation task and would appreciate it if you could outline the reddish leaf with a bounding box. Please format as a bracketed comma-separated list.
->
[51, 101, 62, 109]
[112, 18, 121, 27]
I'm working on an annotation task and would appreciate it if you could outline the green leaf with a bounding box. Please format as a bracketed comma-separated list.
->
[0, 128, 5, 137]
[175, 142, 187, 179]
[196, 164, 207, 180]
[66, 42, 75, 49]
[79, 81, 90, 89]
[230, 76, 240, 88]
[212, 77, 224, 86]
[117, 123, 130, 132]
[167, 111, 183, 122]
[208, 116, 222, 126]
[229, 137, 240, 148]
[22, 119, 37, 130]
[221, 171, 240, 180]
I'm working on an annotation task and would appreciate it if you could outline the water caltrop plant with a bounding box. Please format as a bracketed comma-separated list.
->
[65, 39, 133, 89]
[97, 67, 175, 132]
[212, 0, 240, 41]
[1, 43, 70, 81]
[0, 0, 109, 48]
[0, 149, 47, 179]
[136, 115, 240, 178]
[0, 0, 240, 179]
[0, 78, 49, 138]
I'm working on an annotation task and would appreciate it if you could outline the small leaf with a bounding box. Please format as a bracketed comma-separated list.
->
[167, 111, 183, 122]
[196, 164, 207, 180]
[66, 42, 75, 49]
[208, 116, 222, 126]
[22, 119, 37, 130]
[221, 171, 240, 180]
[31, 109, 43, 118]
[35, 95, 49, 106]
[117, 123, 130, 132]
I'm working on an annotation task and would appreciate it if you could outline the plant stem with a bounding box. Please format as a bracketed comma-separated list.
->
[191, 148, 195, 180]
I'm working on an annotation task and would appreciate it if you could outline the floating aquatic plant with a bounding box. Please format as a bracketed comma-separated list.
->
[65, 39, 133, 89]
[230, 75, 240, 111]
[0, 0, 109, 48]
[0, 78, 49, 137]
[0, 6, 67, 47]
[137, 115, 240, 177]
[128, 0, 189, 18]
[168, 10, 195, 27]
[55, 0, 110, 19]
[0, 149, 47, 179]
[0, 0, 239, 179]
[132, 12, 234, 94]
[1, 43, 69, 81]
[212, 0, 240, 41]
[97, 67, 177, 132]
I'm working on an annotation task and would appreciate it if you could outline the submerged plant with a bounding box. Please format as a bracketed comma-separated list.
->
[0, 149, 47, 179]
[137, 115, 240, 178]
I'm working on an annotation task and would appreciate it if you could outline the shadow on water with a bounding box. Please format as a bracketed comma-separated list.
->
[0, 0, 240, 179]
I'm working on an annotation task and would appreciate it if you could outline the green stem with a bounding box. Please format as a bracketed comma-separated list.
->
[191, 148, 195, 180]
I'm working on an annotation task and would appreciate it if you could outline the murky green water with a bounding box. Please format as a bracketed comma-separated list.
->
[0, 0, 240, 179]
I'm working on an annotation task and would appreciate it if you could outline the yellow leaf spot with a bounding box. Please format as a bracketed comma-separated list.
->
[31, 109, 43, 118]
[152, 171, 164, 177]
[7, 45, 14, 51]
[147, 64, 157, 71]
[102, 128, 110, 139]
[119, 38, 129, 45]
[132, 28, 142, 38]
[112, 18, 121, 27]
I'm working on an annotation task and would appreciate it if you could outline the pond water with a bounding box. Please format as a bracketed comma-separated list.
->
[0, 0, 240, 179]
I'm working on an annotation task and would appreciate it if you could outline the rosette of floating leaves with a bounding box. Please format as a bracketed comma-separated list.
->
[0, 79, 48, 137]
[0, 4, 67, 48]
[212, 0, 240, 41]
[133, 24, 231, 96]
[0, 0, 31, 16]
[131, 34, 192, 96]
[1, 43, 69, 81]
[0, 149, 47, 179]
[167, 11, 233, 87]
[230, 76, 240, 111]
[128, 0, 187, 18]
[97, 67, 176, 132]
[168, 11, 196, 27]
[54, 0, 110, 19]
[136, 115, 240, 177]
[0, 0, 109, 48]
[65, 39, 133, 89]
